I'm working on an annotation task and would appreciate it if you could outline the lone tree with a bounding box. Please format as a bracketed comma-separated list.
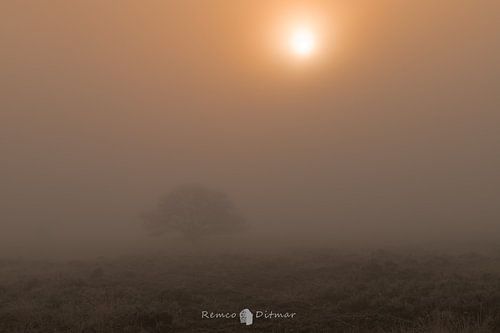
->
[143, 184, 245, 242]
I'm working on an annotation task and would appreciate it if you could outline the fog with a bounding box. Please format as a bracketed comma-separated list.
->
[1, 1, 499, 258]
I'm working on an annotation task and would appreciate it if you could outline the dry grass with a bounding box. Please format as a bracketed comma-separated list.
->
[1, 250, 500, 332]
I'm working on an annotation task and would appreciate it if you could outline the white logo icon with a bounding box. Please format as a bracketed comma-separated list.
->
[239, 308, 253, 326]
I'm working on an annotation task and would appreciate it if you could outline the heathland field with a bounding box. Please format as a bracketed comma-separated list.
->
[1, 250, 500, 332]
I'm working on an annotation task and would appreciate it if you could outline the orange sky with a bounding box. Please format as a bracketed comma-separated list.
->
[1, 1, 499, 256]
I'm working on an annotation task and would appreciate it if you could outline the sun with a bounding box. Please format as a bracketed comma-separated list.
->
[289, 26, 316, 57]
[267, 7, 332, 64]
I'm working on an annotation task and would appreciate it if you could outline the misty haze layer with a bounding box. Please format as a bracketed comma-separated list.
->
[1, 1, 499, 257]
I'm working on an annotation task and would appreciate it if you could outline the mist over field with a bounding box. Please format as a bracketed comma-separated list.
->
[1, 0, 499, 259]
[1, 1, 500, 332]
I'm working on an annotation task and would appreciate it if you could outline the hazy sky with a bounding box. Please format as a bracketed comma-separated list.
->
[1, 1, 499, 256]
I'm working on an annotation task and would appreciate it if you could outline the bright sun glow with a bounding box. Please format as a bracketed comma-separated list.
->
[289, 27, 316, 57]
[269, 7, 333, 64]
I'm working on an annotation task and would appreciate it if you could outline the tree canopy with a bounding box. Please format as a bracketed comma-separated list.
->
[143, 184, 245, 241]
